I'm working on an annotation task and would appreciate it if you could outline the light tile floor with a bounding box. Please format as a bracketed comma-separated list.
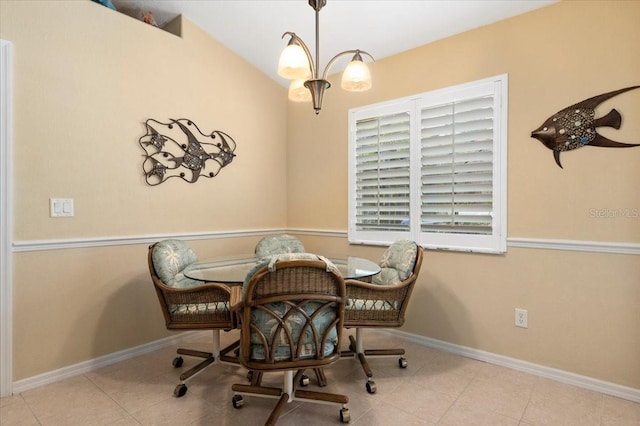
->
[1, 331, 639, 425]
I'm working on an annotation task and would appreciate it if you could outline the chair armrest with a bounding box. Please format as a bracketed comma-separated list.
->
[344, 278, 384, 290]
[345, 278, 409, 292]
[230, 286, 244, 313]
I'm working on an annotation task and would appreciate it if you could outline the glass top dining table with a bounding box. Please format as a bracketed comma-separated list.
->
[183, 255, 380, 284]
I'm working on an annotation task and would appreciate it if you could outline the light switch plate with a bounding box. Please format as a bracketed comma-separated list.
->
[50, 198, 74, 217]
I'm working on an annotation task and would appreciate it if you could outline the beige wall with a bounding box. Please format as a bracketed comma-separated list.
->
[2, 0, 638, 391]
[5, 1, 288, 240]
[1, 1, 287, 379]
[287, 0, 640, 389]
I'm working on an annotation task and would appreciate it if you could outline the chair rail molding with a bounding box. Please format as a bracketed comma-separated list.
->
[11, 230, 640, 256]
[11, 228, 288, 252]
[507, 237, 640, 255]
[290, 229, 640, 255]
[1, 39, 14, 398]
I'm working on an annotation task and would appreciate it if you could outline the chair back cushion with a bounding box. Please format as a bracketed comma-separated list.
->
[254, 234, 306, 258]
[241, 253, 344, 364]
[248, 300, 339, 362]
[372, 240, 418, 285]
[151, 239, 201, 289]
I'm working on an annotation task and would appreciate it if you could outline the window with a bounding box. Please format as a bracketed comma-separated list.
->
[348, 75, 507, 253]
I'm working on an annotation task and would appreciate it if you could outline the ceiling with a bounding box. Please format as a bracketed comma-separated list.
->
[112, 0, 556, 87]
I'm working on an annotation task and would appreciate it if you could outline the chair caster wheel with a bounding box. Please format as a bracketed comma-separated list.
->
[246, 371, 253, 381]
[299, 374, 310, 387]
[172, 356, 184, 368]
[398, 357, 408, 368]
[232, 394, 244, 409]
[365, 380, 376, 394]
[340, 408, 351, 423]
[173, 384, 187, 397]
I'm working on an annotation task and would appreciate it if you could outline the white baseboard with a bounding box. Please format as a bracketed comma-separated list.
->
[385, 329, 640, 403]
[13, 329, 640, 404]
[11, 331, 203, 395]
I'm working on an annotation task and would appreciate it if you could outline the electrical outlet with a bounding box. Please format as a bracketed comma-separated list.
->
[515, 308, 528, 328]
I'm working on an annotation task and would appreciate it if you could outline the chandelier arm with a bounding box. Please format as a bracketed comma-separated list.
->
[281, 32, 316, 79]
[321, 49, 375, 81]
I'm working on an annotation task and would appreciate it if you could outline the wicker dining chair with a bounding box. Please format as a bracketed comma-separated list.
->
[342, 240, 423, 394]
[231, 253, 351, 425]
[254, 234, 306, 258]
[253, 234, 329, 386]
[148, 239, 240, 397]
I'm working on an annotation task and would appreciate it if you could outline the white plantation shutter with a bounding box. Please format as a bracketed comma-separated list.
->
[355, 112, 411, 231]
[420, 95, 494, 235]
[349, 104, 413, 243]
[349, 75, 507, 253]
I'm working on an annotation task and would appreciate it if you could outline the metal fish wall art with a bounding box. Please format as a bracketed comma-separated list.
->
[139, 118, 237, 186]
[530, 86, 640, 168]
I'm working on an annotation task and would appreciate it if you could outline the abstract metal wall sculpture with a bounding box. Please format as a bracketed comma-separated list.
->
[530, 85, 640, 168]
[139, 118, 236, 185]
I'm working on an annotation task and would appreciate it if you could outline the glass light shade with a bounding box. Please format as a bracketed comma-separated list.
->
[341, 59, 372, 92]
[277, 44, 310, 80]
[288, 79, 312, 102]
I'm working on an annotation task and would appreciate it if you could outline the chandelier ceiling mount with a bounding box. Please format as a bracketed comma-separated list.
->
[277, 0, 374, 114]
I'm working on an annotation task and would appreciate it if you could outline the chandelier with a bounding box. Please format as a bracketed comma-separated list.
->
[277, 0, 374, 114]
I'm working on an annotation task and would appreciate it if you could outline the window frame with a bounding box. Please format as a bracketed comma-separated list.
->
[348, 74, 508, 254]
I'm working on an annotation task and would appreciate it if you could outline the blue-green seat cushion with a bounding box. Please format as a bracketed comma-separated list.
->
[347, 240, 417, 310]
[152, 239, 201, 289]
[255, 234, 306, 258]
[372, 240, 418, 285]
[243, 253, 340, 361]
